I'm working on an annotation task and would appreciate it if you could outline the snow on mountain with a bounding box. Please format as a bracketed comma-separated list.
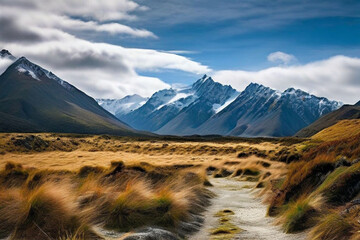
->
[0, 55, 139, 135]
[213, 91, 240, 113]
[97, 74, 341, 137]
[195, 83, 343, 137]
[120, 75, 238, 133]
[13, 57, 75, 91]
[96, 94, 148, 116]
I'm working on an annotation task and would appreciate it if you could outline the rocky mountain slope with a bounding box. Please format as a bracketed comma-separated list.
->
[0, 56, 143, 136]
[109, 75, 341, 137]
[196, 83, 342, 137]
[119, 75, 239, 133]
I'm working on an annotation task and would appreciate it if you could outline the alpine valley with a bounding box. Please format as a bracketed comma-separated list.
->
[0, 50, 344, 137]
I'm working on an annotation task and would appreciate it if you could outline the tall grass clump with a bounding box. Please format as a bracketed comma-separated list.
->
[310, 213, 354, 240]
[105, 180, 190, 231]
[280, 196, 321, 233]
[12, 184, 97, 240]
[0, 188, 24, 238]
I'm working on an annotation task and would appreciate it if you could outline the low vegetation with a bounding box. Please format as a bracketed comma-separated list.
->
[267, 132, 360, 239]
[0, 161, 213, 239]
[3, 131, 358, 239]
[312, 119, 360, 141]
[211, 209, 242, 240]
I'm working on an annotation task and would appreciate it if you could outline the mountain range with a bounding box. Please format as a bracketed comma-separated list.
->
[99, 75, 342, 137]
[0, 49, 346, 137]
[0, 52, 142, 136]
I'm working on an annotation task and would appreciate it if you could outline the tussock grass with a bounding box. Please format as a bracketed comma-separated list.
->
[316, 163, 360, 205]
[267, 133, 360, 239]
[312, 119, 360, 141]
[279, 195, 322, 233]
[0, 160, 212, 239]
[309, 212, 355, 240]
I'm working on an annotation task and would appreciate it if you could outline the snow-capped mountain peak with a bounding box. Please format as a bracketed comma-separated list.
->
[12, 57, 75, 90]
[96, 94, 148, 115]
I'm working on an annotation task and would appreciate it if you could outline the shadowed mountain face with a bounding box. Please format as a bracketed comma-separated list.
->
[110, 75, 341, 137]
[0, 57, 142, 136]
[295, 103, 360, 138]
[119, 75, 239, 133]
[195, 83, 342, 137]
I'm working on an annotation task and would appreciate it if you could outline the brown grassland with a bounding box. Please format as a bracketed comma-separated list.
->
[0, 133, 292, 240]
[0, 130, 360, 239]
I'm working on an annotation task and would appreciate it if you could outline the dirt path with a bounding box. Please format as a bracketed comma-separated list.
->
[190, 178, 307, 240]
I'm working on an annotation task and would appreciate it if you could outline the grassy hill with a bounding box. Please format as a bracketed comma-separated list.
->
[312, 119, 360, 141]
[295, 104, 360, 138]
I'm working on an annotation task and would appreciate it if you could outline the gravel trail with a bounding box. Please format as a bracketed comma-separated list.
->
[190, 178, 307, 240]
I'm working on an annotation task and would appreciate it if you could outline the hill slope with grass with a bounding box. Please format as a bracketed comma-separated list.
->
[295, 103, 360, 138]
[267, 131, 360, 239]
[312, 119, 360, 141]
[0, 57, 143, 136]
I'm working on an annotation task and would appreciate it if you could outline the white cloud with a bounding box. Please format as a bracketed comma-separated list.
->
[0, 0, 210, 98]
[267, 51, 297, 65]
[0, 6, 156, 39]
[2, 0, 145, 21]
[0, 58, 14, 74]
[213, 55, 360, 104]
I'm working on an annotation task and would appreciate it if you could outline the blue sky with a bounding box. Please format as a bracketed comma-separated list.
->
[116, 1, 360, 85]
[1, 0, 360, 103]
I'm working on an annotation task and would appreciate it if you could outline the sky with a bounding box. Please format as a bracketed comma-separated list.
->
[0, 0, 359, 103]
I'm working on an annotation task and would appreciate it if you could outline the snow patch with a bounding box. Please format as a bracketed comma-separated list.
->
[97, 95, 148, 115]
[16, 66, 40, 81]
[213, 92, 240, 113]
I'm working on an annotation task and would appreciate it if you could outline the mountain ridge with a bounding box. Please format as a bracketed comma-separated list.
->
[119, 75, 239, 133]
[196, 82, 342, 137]
[0, 56, 144, 136]
[110, 76, 341, 137]
[295, 103, 360, 137]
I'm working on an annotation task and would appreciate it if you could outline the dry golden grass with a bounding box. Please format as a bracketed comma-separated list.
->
[0, 160, 214, 239]
[266, 131, 360, 239]
[0, 133, 284, 171]
[312, 119, 360, 141]
[0, 132, 301, 239]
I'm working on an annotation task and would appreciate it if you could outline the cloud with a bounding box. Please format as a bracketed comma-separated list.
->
[0, 16, 43, 43]
[213, 55, 360, 104]
[0, 0, 210, 98]
[2, 0, 146, 21]
[0, 6, 156, 39]
[0, 58, 14, 74]
[267, 51, 297, 65]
